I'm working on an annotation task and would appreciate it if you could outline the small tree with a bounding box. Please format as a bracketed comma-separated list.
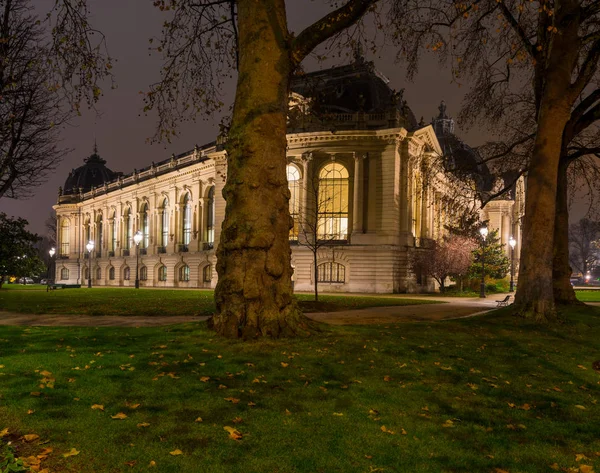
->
[0, 213, 45, 288]
[569, 218, 600, 276]
[469, 229, 510, 282]
[410, 236, 475, 293]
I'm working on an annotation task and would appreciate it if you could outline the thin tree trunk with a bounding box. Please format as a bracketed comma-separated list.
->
[314, 250, 319, 302]
[513, 2, 580, 322]
[211, 0, 309, 338]
[553, 159, 581, 305]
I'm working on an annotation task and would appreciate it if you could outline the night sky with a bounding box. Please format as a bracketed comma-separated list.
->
[0, 1, 538, 235]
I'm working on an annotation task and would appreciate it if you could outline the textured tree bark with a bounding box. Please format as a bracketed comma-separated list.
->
[513, 4, 580, 322]
[552, 160, 581, 306]
[211, 0, 309, 338]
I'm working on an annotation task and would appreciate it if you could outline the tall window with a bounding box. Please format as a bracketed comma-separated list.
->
[206, 187, 215, 246]
[60, 268, 69, 280]
[318, 163, 349, 240]
[179, 265, 190, 282]
[85, 219, 91, 247]
[182, 193, 192, 247]
[203, 264, 212, 283]
[84, 268, 89, 280]
[60, 219, 70, 256]
[124, 208, 132, 250]
[161, 197, 169, 248]
[110, 212, 117, 253]
[109, 266, 115, 280]
[123, 266, 130, 280]
[158, 265, 167, 281]
[140, 266, 147, 281]
[287, 165, 301, 241]
[96, 267, 102, 280]
[141, 203, 149, 248]
[317, 262, 346, 283]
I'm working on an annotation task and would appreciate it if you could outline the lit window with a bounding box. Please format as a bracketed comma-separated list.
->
[317, 262, 346, 283]
[182, 193, 192, 246]
[158, 265, 167, 281]
[123, 266, 130, 280]
[318, 163, 349, 240]
[179, 265, 190, 282]
[60, 219, 70, 256]
[206, 187, 215, 246]
[161, 197, 169, 247]
[109, 267, 115, 280]
[140, 266, 147, 281]
[287, 164, 301, 241]
[60, 268, 69, 280]
[141, 203, 149, 248]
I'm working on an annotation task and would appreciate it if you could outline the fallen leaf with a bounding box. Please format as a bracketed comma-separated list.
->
[552, 386, 562, 392]
[124, 460, 137, 467]
[224, 426, 242, 440]
[200, 376, 210, 382]
[580, 466, 595, 473]
[247, 401, 256, 407]
[401, 428, 407, 435]
[549, 463, 560, 471]
[576, 454, 590, 462]
[23, 434, 40, 442]
[91, 404, 104, 411]
[30, 392, 41, 397]
[0, 428, 8, 438]
[520, 404, 531, 410]
[281, 362, 289, 368]
[63, 448, 79, 458]
[149, 460, 156, 467]
[137, 423, 150, 428]
[442, 420, 454, 428]
[575, 405, 587, 410]
[224, 397, 240, 404]
[380, 425, 395, 435]
[194, 417, 203, 423]
[383, 375, 391, 382]
[333, 412, 344, 416]
[577, 365, 588, 370]
[169, 449, 183, 456]
[126, 403, 141, 409]
[27, 409, 34, 415]
[39, 370, 52, 377]
[494, 469, 510, 473]
[111, 412, 128, 420]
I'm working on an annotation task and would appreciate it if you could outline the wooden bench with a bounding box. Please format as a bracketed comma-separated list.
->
[49, 284, 81, 290]
[495, 295, 511, 307]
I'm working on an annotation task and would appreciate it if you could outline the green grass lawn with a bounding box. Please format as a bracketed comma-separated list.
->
[0, 287, 440, 316]
[0, 306, 599, 472]
[575, 290, 600, 302]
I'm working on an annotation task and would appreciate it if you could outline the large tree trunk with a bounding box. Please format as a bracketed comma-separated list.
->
[211, 0, 309, 338]
[513, 2, 581, 322]
[552, 159, 581, 305]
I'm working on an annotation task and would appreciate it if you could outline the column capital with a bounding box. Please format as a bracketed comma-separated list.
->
[301, 151, 313, 164]
[353, 152, 369, 161]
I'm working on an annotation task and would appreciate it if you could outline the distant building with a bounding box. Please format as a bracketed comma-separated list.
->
[54, 58, 524, 292]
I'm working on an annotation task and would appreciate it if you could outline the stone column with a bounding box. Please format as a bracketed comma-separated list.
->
[352, 153, 366, 234]
[502, 212, 511, 256]
[421, 187, 430, 239]
[301, 152, 313, 241]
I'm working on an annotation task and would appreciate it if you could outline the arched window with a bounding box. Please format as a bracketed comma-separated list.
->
[60, 219, 70, 256]
[84, 268, 89, 280]
[96, 267, 102, 280]
[158, 265, 167, 281]
[123, 208, 132, 250]
[317, 262, 346, 283]
[318, 163, 349, 240]
[141, 203, 149, 248]
[60, 268, 69, 280]
[206, 187, 215, 246]
[108, 266, 115, 280]
[96, 215, 103, 256]
[179, 265, 190, 282]
[140, 266, 147, 281]
[85, 218, 91, 247]
[161, 197, 169, 249]
[123, 266, 130, 280]
[110, 211, 117, 254]
[203, 264, 212, 283]
[287, 164, 301, 241]
[182, 193, 192, 248]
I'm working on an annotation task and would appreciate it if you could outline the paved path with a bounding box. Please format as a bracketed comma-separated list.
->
[0, 294, 516, 327]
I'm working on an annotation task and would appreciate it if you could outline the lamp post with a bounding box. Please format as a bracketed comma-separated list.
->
[133, 231, 143, 289]
[47, 247, 55, 292]
[508, 236, 516, 292]
[86, 240, 94, 288]
[479, 226, 488, 298]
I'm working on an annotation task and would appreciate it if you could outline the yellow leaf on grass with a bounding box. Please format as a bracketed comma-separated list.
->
[149, 460, 156, 467]
[380, 425, 395, 435]
[39, 371, 52, 377]
[27, 410, 34, 415]
[111, 412, 128, 420]
[494, 469, 510, 473]
[127, 403, 141, 409]
[137, 423, 150, 428]
[549, 463, 560, 471]
[169, 449, 183, 456]
[578, 364, 588, 370]
[91, 404, 104, 411]
[281, 362, 289, 368]
[333, 412, 344, 416]
[580, 466, 595, 473]
[383, 375, 391, 382]
[224, 426, 243, 440]
[200, 376, 210, 382]
[30, 392, 41, 397]
[442, 420, 454, 428]
[576, 454, 590, 461]
[23, 434, 40, 442]
[195, 417, 203, 423]
[63, 448, 79, 458]
[247, 401, 256, 407]
[0, 428, 8, 438]
[224, 397, 240, 404]
[575, 405, 587, 410]
[520, 404, 531, 410]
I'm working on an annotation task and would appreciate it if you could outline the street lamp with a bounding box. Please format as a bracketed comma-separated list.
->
[479, 226, 488, 298]
[86, 240, 94, 288]
[47, 247, 55, 292]
[508, 236, 516, 292]
[133, 231, 143, 289]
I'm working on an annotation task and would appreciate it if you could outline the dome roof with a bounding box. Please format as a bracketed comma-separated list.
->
[63, 145, 119, 195]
